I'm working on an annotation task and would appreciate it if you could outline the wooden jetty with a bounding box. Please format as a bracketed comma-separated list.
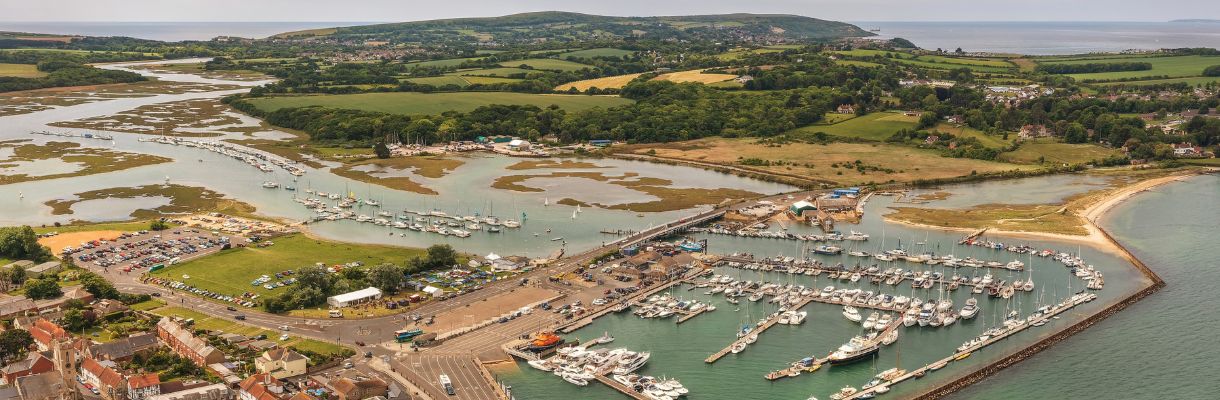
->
[676, 307, 708, 324]
[593, 374, 649, 400]
[705, 296, 816, 363]
[559, 270, 702, 334]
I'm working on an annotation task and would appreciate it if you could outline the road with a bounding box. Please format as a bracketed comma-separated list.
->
[87, 206, 734, 399]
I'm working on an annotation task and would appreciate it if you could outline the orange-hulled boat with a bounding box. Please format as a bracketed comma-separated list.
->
[525, 331, 565, 352]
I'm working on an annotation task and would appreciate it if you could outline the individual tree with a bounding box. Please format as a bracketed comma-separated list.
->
[425, 244, 459, 270]
[373, 141, 391, 159]
[0, 330, 34, 363]
[368, 263, 405, 293]
[295, 265, 334, 294]
[80, 272, 121, 299]
[150, 220, 169, 231]
[23, 278, 61, 300]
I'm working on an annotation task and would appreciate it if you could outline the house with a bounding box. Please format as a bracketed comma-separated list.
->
[945, 115, 965, 124]
[815, 195, 857, 212]
[27, 318, 69, 351]
[254, 349, 308, 379]
[88, 332, 160, 362]
[1018, 124, 1051, 139]
[217, 333, 248, 345]
[237, 374, 286, 400]
[788, 200, 817, 218]
[128, 374, 162, 400]
[326, 374, 388, 400]
[649, 253, 699, 280]
[92, 299, 131, 317]
[80, 357, 128, 400]
[10, 371, 68, 400]
[734, 75, 754, 84]
[835, 104, 856, 114]
[146, 383, 230, 400]
[1, 352, 55, 385]
[326, 287, 382, 308]
[1172, 142, 1205, 157]
[156, 318, 225, 366]
[925, 135, 941, 145]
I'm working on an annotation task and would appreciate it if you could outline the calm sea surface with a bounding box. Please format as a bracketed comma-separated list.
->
[853, 21, 1220, 54]
[0, 22, 375, 41]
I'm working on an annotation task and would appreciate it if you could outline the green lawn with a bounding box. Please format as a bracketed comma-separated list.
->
[997, 140, 1123, 165]
[792, 111, 920, 140]
[1182, 158, 1220, 166]
[0, 63, 45, 78]
[498, 58, 591, 72]
[150, 306, 348, 357]
[561, 48, 634, 59]
[149, 233, 424, 298]
[1037, 55, 1220, 81]
[246, 92, 633, 116]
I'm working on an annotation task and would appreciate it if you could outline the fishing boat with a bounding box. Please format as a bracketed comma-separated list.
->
[261, 181, 279, 188]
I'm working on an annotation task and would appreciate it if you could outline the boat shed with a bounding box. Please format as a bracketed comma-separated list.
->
[326, 287, 383, 308]
[507, 139, 532, 151]
[789, 200, 817, 217]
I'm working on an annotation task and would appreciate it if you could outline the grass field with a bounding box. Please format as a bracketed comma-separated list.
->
[246, 92, 633, 116]
[618, 137, 1034, 186]
[835, 60, 884, 68]
[653, 69, 737, 84]
[1093, 76, 1220, 87]
[561, 48, 634, 59]
[792, 112, 920, 140]
[498, 58, 591, 72]
[0, 63, 45, 78]
[451, 67, 536, 77]
[832, 50, 1015, 72]
[149, 306, 349, 357]
[998, 140, 1123, 165]
[403, 75, 521, 87]
[717, 47, 785, 61]
[1037, 55, 1220, 81]
[149, 233, 424, 298]
[554, 73, 645, 91]
[931, 123, 1013, 148]
[405, 57, 484, 69]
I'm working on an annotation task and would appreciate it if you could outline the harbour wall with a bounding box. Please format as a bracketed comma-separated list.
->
[910, 226, 1165, 399]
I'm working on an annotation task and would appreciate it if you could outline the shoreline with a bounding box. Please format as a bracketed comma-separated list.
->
[881, 170, 1205, 254]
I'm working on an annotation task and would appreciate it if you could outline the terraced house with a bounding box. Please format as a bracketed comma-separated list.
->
[156, 318, 225, 366]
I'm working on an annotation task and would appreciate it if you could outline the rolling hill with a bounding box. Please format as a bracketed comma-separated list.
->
[274, 11, 872, 44]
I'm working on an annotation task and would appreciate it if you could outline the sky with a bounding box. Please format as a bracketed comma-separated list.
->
[3, 0, 1217, 22]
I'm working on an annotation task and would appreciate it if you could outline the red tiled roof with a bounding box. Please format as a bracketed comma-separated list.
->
[239, 373, 284, 400]
[128, 374, 160, 389]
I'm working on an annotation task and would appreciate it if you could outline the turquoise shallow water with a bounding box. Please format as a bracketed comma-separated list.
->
[491, 174, 1194, 399]
[949, 174, 1219, 400]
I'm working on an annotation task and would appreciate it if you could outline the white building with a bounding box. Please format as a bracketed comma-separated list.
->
[326, 287, 383, 308]
[507, 139, 531, 151]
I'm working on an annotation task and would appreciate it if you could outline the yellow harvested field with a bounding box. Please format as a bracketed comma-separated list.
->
[653, 69, 737, 84]
[555, 73, 644, 91]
